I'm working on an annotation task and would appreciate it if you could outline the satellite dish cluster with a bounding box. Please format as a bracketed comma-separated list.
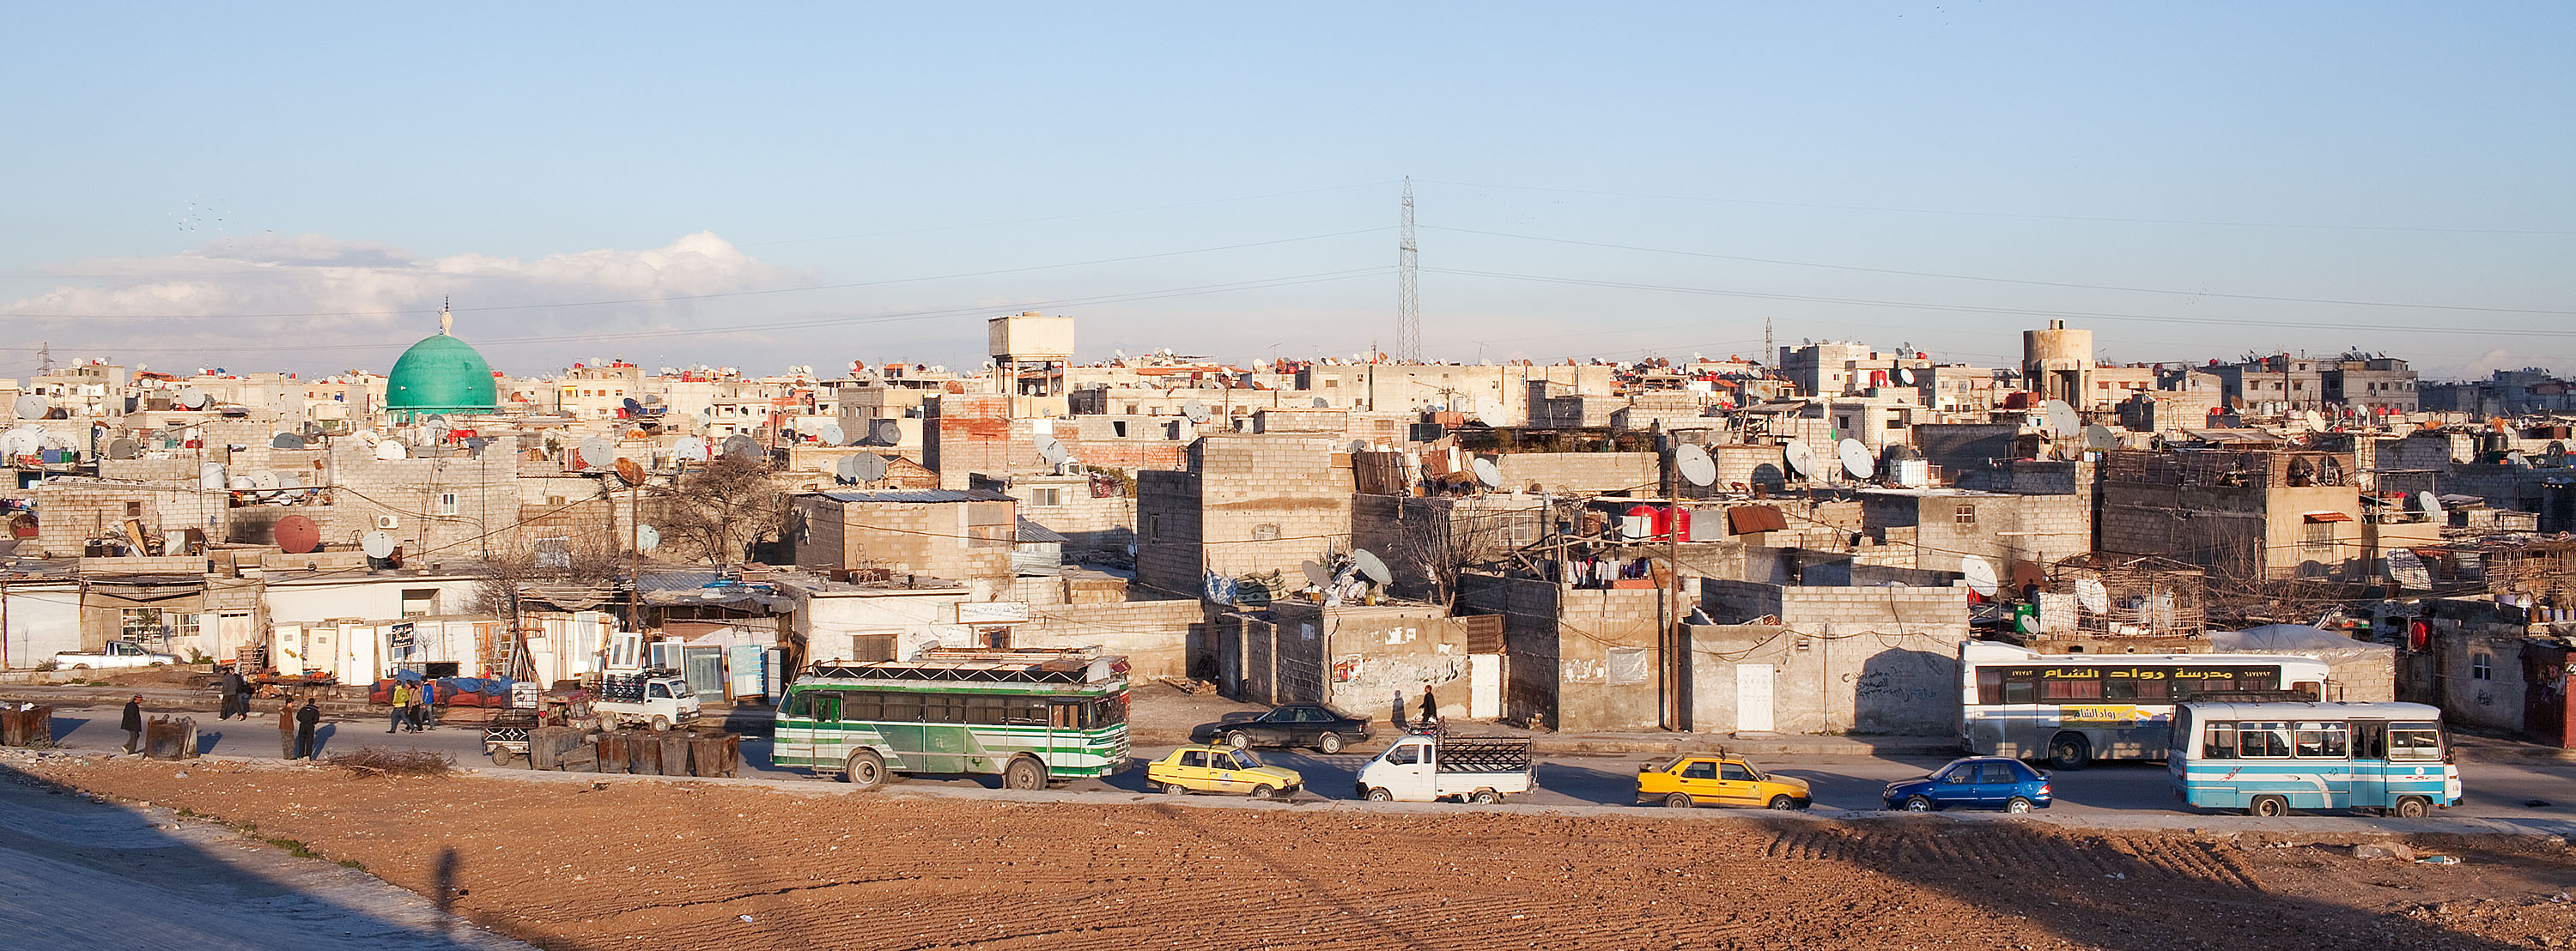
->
[1290, 549, 1395, 607]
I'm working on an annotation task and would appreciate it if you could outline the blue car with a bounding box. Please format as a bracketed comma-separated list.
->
[1884, 757, 2053, 813]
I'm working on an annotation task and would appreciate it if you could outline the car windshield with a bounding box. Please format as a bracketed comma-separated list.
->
[1228, 749, 1265, 768]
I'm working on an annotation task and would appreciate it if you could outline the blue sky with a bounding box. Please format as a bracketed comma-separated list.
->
[3, 3, 2569, 379]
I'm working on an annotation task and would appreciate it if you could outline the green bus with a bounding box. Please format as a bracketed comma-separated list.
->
[773, 647, 1131, 790]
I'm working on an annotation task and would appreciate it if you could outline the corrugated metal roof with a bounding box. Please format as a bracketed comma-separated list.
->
[1016, 517, 1066, 544]
[817, 488, 1012, 503]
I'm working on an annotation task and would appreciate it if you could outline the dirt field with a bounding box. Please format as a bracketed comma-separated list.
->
[15, 754, 2574, 951]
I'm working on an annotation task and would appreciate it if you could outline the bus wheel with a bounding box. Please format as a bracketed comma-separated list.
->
[2393, 796, 2431, 819]
[2047, 734, 2091, 771]
[1003, 757, 1047, 791]
[844, 750, 885, 790]
[2248, 795, 2288, 818]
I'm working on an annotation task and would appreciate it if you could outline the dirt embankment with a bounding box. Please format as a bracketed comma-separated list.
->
[17, 755, 2575, 951]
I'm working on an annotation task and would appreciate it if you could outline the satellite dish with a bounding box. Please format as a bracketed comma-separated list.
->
[1352, 550, 1393, 586]
[197, 463, 227, 491]
[2041, 400, 2079, 437]
[2415, 491, 2442, 519]
[1471, 457, 1502, 488]
[623, 397, 643, 414]
[301, 421, 325, 438]
[871, 419, 902, 445]
[1782, 439, 1814, 478]
[1183, 399, 1212, 424]
[635, 524, 661, 552]
[1837, 438, 1872, 480]
[2548, 441, 2569, 466]
[676, 439, 709, 463]
[696, 409, 714, 425]
[816, 422, 846, 446]
[228, 475, 255, 492]
[271, 432, 305, 450]
[423, 415, 450, 432]
[273, 515, 321, 554]
[2074, 578, 2109, 614]
[850, 453, 887, 482]
[12, 395, 46, 419]
[2304, 409, 2325, 430]
[720, 434, 759, 458]
[360, 530, 397, 560]
[614, 457, 646, 485]
[1673, 443, 1716, 488]
[1894, 366, 1915, 386]
[249, 469, 281, 492]
[2505, 451, 2530, 468]
[1299, 560, 1333, 586]
[580, 436, 614, 468]
[1036, 435, 1069, 465]
[1960, 556, 1999, 597]
[2082, 424, 2121, 452]
[375, 439, 408, 460]
[834, 454, 862, 482]
[1474, 396, 1504, 423]
[174, 388, 208, 410]
[106, 438, 137, 460]
[464, 436, 489, 453]
[1312, 397, 1331, 408]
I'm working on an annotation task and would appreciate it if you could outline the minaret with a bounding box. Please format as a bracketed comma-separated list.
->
[440, 295, 453, 336]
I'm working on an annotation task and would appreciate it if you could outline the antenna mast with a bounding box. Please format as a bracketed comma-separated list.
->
[1397, 177, 1419, 362]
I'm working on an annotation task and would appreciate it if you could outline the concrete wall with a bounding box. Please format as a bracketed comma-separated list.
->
[1457, 573, 1663, 732]
[1134, 469, 1204, 598]
[0, 581, 82, 669]
[1491, 452, 1657, 495]
[1271, 602, 1474, 720]
[1016, 598, 1206, 681]
[1686, 624, 1965, 736]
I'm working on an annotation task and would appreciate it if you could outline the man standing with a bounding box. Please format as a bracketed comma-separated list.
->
[224, 669, 251, 719]
[1391, 688, 1406, 730]
[120, 695, 144, 754]
[1419, 683, 1437, 727]
[276, 700, 296, 757]
[294, 698, 322, 760]
[387, 681, 410, 733]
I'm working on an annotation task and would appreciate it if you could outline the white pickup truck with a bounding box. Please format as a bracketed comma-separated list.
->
[592, 673, 701, 731]
[54, 641, 184, 669]
[1355, 733, 1535, 804]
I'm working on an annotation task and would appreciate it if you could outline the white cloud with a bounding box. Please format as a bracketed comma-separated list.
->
[1, 232, 791, 370]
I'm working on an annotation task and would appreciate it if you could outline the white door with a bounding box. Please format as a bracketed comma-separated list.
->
[1468, 655, 1503, 719]
[1735, 663, 1777, 733]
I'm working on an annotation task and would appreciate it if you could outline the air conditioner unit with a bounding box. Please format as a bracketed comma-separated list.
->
[375, 515, 400, 530]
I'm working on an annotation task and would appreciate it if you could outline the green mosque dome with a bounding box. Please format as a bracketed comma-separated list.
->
[386, 307, 498, 418]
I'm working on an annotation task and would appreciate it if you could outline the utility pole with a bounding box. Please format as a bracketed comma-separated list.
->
[1397, 178, 1419, 362]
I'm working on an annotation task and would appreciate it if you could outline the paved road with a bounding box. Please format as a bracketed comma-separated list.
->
[37, 703, 2576, 825]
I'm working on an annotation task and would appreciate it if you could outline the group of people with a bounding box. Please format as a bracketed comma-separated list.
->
[384, 681, 434, 733]
[118, 693, 324, 759]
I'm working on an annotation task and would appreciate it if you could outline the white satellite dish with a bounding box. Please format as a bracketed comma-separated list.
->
[849, 453, 887, 482]
[228, 475, 256, 492]
[1182, 399, 1212, 424]
[720, 434, 759, 458]
[249, 470, 281, 491]
[1959, 556, 1999, 597]
[270, 432, 305, 450]
[106, 438, 138, 460]
[2082, 424, 2121, 451]
[1299, 560, 1332, 587]
[871, 419, 902, 445]
[1036, 435, 1069, 465]
[375, 439, 408, 460]
[13, 395, 46, 419]
[833, 454, 863, 482]
[1352, 550, 1393, 586]
[2415, 491, 2442, 519]
[1837, 438, 1872, 480]
[1782, 439, 1814, 478]
[1312, 397, 1331, 408]
[1474, 396, 1504, 423]
[2304, 409, 2325, 430]
[817, 422, 846, 446]
[2074, 577, 2109, 614]
[1893, 366, 1915, 386]
[1673, 443, 1716, 488]
[174, 388, 208, 410]
[2041, 399, 2079, 437]
[676, 439, 709, 463]
[361, 530, 398, 559]
[580, 436, 613, 468]
[2505, 451, 2530, 468]
[635, 524, 661, 552]
[197, 463, 227, 491]
[1471, 457, 1502, 488]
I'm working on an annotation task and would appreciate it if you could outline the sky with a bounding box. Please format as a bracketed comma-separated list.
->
[3, 3, 2570, 381]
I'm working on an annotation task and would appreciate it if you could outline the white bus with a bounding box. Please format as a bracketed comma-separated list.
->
[1959, 641, 2330, 769]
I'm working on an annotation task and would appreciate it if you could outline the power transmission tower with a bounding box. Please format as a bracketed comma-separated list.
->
[37, 342, 52, 373]
[1397, 177, 1419, 362]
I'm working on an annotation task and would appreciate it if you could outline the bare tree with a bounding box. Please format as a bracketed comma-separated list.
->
[1381, 496, 1531, 609]
[652, 453, 789, 564]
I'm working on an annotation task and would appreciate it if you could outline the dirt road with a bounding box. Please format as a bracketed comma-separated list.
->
[13, 754, 2573, 951]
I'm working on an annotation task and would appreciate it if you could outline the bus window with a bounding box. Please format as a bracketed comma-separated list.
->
[921, 693, 967, 724]
[2293, 722, 2346, 759]
[880, 693, 922, 724]
[811, 692, 841, 724]
[2239, 669, 2281, 692]
[1049, 702, 1082, 730]
[1006, 697, 1048, 725]
[2388, 724, 2443, 760]
[2237, 722, 2291, 758]
[2290, 681, 2321, 700]
[2041, 676, 2103, 700]
[780, 690, 810, 718]
[842, 691, 881, 722]
[2001, 676, 2036, 705]
[1088, 696, 1126, 728]
[2351, 722, 2387, 760]
[1977, 669, 2004, 705]
[2202, 723, 2236, 759]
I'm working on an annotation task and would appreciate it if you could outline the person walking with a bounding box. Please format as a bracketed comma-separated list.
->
[1390, 688, 1407, 730]
[410, 683, 433, 732]
[294, 698, 322, 760]
[386, 681, 409, 733]
[276, 700, 296, 758]
[1419, 684, 1438, 727]
[216, 670, 241, 721]
[120, 695, 144, 754]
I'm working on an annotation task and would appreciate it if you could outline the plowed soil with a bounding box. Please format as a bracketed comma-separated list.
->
[15, 755, 2576, 951]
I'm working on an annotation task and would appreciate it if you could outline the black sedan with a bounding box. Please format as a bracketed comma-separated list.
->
[1193, 704, 1374, 754]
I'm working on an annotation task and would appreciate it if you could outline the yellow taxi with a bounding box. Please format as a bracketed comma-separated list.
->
[1635, 753, 1811, 810]
[1145, 745, 1303, 799]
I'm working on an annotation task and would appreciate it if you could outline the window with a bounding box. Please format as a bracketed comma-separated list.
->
[436, 492, 459, 516]
[1181, 750, 1209, 767]
[1112, 421, 1127, 438]
[119, 608, 196, 645]
[1682, 760, 1716, 779]
[920, 693, 967, 724]
[125, 501, 144, 518]
[2302, 521, 2333, 555]
[1720, 763, 1754, 782]
[2040, 676, 2102, 700]
[850, 634, 896, 663]
[400, 589, 438, 618]
[2203, 723, 2237, 759]
[2236, 723, 2292, 758]
[1029, 488, 1060, 507]
[2293, 722, 2347, 759]
[2470, 652, 2492, 681]
[1384, 743, 1420, 766]
[2388, 724, 2443, 760]
[1953, 504, 1977, 525]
